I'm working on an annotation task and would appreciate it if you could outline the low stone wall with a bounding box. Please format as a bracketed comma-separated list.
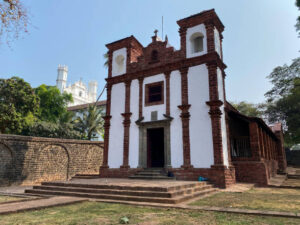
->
[0, 134, 103, 186]
[233, 159, 278, 186]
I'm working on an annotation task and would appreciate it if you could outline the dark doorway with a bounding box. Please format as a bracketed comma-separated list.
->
[147, 128, 164, 168]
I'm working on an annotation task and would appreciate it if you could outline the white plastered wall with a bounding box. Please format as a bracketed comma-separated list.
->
[188, 65, 214, 168]
[129, 79, 139, 168]
[112, 48, 127, 77]
[108, 83, 125, 168]
[217, 68, 229, 167]
[186, 24, 207, 58]
[143, 74, 166, 122]
[214, 28, 221, 57]
[169, 70, 183, 168]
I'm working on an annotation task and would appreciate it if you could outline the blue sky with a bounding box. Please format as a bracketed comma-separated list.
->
[0, 0, 299, 103]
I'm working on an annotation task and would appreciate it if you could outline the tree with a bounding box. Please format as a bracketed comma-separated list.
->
[0, 76, 39, 134]
[103, 52, 108, 68]
[74, 105, 104, 140]
[296, 0, 300, 36]
[35, 84, 73, 123]
[231, 101, 263, 118]
[0, 0, 29, 45]
[265, 57, 300, 102]
[266, 78, 300, 146]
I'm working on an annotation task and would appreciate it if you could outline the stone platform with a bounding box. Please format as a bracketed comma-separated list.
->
[25, 178, 217, 204]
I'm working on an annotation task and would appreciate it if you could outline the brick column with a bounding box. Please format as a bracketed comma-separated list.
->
[101, 84, 112, 169]
[205, 22, 215, 53]
[138, 77, 144, 119]
[164, 71, 171, 116]
[220, 34, 224, 60]
[178, 67, 192, 168]
[179, 27, 187, 57]
[274, 130, 287, 172]
[121, 80, 132, 169]
[259, 127, 265, 158]
[249, 122, 261, 161]
[206, 62, 224, 166]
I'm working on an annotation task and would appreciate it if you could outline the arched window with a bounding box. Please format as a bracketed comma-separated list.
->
[79, 91, 82, 97]
[151, 50, 158, 61]
[190, 33, 204, 53]
[115, 55, 125, 72]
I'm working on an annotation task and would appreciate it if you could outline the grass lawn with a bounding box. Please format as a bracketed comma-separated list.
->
[190, 187, 300, 213]
[0, 201, 300, 225]
[0, 195, 24, 204]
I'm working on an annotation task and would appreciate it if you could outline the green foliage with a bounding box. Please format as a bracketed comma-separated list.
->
[266, 78, 300, 146]
[74, 105, 104, 140]
[23, 120, 81, 139]
[296, 0, 300, 36]
[231, 101, 263, 118]
[0, 76, 39, 134]
[35, 84, 73, 123]
[265, 57, 300, 102]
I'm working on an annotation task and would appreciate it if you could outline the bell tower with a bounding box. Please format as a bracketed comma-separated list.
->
[56, 65, 68, 93]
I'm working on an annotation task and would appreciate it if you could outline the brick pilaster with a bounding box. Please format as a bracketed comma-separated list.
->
[249, 122, 261, 161]
[138, 77, 144, 118]
[178, 67, 192, 168]
[179, 27, 187, 57]
[101, 84, 112, 169]
[164, 71, 171, 116]
[206, 62, 224, 166]
[121, 80, 132, 169]
[205, 22, 215, 53]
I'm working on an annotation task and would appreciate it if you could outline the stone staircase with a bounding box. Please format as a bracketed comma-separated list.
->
[25, 181, 217, 204]
[129, 168, 174, 180]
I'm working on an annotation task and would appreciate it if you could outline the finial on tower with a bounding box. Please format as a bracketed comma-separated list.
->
[154, 29, 158, 37]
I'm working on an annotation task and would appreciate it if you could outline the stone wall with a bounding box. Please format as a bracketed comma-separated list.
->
[0, 134, 103, 186]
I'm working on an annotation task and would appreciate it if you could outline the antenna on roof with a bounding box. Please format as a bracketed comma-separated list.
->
[162, 16, 164, 40]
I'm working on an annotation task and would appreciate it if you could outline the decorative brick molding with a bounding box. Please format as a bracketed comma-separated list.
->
[205, 23, 215, 53]
[0, 134, 103, 186]
[106, 52, 226, 86]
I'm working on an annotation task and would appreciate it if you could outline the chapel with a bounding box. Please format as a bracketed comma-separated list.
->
[99, 9, 287, 187]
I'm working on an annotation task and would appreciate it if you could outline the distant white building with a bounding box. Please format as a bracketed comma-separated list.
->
[56, 65, 98, 106]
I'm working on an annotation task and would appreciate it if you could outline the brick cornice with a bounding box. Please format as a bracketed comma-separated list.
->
[106, 52, 225, 85]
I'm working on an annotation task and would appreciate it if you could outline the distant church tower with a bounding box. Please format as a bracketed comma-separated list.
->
[55, 65, 98, 106]
[56, 65, 68, 93]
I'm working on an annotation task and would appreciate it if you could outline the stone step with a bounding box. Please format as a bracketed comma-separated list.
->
[25, 187, 217, 204]
[31, 184, 213, 198]
[40, 181, 208, 192]
[129, 175, 175, 180]
[287, 174, 300, 179]
[137, 171, 167, 175]
[72, 174, 99, 179]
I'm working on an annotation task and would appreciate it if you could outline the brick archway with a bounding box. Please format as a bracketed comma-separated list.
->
[0, 142, 14, 185]
[37, 144, 70, 182]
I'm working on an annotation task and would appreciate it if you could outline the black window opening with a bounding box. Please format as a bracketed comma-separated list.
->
[148, 85, 162, 103]
[151, 50, 158, 61]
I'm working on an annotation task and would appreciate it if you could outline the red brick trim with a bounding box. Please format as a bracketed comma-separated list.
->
[106, 52, 225, 85]
[121, 80, 132, 168]
[144, 81, 164, 106]
[178, 67, 192, 169]
[164, 71, 171, 116]
[138, 77, 144, 118]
